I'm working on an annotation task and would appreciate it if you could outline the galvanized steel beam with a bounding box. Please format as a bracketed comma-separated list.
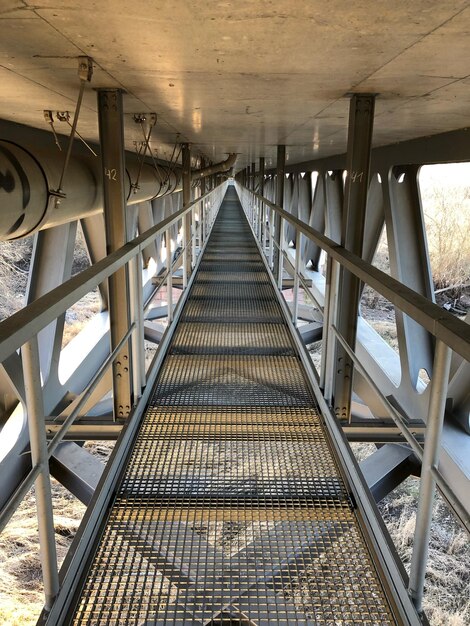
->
[274, 145, 285, 283]
[333, 94, 376, 422]
[182, 143, 191, 287]
[97, 88, 132, 419]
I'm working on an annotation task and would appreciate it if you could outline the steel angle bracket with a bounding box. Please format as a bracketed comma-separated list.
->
[78, 56, 93, 82]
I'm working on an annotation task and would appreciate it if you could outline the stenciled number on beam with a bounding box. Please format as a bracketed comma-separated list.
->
[350, 171, 364, 183]
[104, 167, 117, 181]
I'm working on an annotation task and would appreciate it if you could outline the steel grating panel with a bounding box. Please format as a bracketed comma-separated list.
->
[182, 299, 283, 323]
[70, 187, 399, 625]
[152, 355, 314, 407]
[203, 253, 262, 262]
[171, 323, 296, 356]
[198, 263, 266, 273]
[196, 271, 270, 283]
[190, 284, 277, 300]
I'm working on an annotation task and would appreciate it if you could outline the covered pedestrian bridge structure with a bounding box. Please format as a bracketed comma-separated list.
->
[0, 2, 469, 624]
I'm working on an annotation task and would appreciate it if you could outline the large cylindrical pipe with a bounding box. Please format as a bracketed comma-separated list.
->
[125, 160, 181, 204]
[191, 153, 237, 180]
[0, 138, 234, 241]
[0, 140, 99, 239]
[0, 140, 182, 241]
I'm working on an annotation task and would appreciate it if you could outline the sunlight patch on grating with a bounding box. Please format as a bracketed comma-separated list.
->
[171, 323, 296, 356]
[71, 187, 397, 625]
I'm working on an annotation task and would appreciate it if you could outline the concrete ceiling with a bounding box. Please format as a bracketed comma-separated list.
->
[0, 0, 469, 170]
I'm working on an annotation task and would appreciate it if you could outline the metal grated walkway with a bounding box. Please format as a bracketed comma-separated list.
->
[70, 188, 400, 625]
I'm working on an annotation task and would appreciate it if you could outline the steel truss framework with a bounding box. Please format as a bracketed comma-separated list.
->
[0, 100, 468, 623]
[62, 188, 417, 626]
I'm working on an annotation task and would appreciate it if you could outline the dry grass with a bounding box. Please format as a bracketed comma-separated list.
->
[0, 443, 114, 626]
[0, 237, 32, 321]
[62, 289, 101, 347]
[351, 444, 470, 626]
[381, 481, 470, 626]
[0, 479, 86, 626]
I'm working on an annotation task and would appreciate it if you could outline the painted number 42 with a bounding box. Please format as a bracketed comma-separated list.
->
[104, 168, 117, 181]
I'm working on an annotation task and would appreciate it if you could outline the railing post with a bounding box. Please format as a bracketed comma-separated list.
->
[333, 94, 375, 422]
[22, 336, 59, 610]
[166, 229, 173, 323]
[250, 162, 256, 225]
[128, 254, 145, 398]
[409, 340, 452, 612]
[182, 143, 191, 288]
[259, 157, 266, 252]
[292, 229, 301, 325]
[321, 256, 341, 401]
[269, 204, 274, 268]
[274, 145, 285, 286]
[97, 88, 132, 419]
[191, 201, 197, 269]
[258, 197, 262, 241]
[199, 168, 205, 248]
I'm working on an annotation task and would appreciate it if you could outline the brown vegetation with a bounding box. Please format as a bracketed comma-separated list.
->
[0, 237, 32, 321]
[351, 444, 470, 626]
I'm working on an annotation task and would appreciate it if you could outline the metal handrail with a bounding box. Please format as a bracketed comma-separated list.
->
[0, 184, 225, 362]
[276, 242, 324, 311]
[0, 185, 225, 530]
[240, 185, 470, 362]
[239, 181, 469, 613]
[0, 181, 227, 614]
[144, 228, 200, 311]
[0, 324, 135, 533]
[331, 323, 469, 533]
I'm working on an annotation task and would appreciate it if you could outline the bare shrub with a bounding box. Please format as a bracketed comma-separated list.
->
[0, 237, 33, 320]
[420, 170, 470, 295]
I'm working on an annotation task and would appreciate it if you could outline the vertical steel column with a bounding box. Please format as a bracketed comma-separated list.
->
[182, 144, 191, 288]
[166, 229, 173, 323]
[182, 143, 191, 289]
[269, 210, 274, 268]
[22, 337, 59, 610]
[199, 159, 206, 248]
[257, 190, 262, 239]
[259, 157, 266, 250]
[191, 198, 197, 268]
[409, 340, 452, 612]
[250, 162, 256, 226]
[333, 94, 375, 421]
[97, 88, 132, 419]
[274, 145, 286, 286]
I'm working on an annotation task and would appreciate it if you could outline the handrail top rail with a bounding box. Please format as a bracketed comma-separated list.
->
[240, 184, 470, 362]
[0, 184, 225, 362]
